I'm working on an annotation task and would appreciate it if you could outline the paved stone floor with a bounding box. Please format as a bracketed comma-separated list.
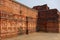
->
[2, 32, 60, 40]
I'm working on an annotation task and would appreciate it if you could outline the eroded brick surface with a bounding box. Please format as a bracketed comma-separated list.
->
[0, 0, 37, 39]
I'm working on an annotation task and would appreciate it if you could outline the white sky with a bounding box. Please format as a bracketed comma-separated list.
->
[16, 0, 60, 11]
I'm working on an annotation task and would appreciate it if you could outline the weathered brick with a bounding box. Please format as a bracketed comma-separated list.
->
[0, 0, 37, 38]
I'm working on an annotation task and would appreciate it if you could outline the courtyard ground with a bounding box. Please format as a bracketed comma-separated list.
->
[2, 32, 60, 40]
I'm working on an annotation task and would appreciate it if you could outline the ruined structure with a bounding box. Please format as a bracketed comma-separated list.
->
[0, 0, 60, 39]
[0, 0, 38, 38]
[33, 4, 60, 33]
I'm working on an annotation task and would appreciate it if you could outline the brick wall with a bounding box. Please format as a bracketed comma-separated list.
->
[33, 5, 59, 33]
[0, 0, 38, 38]
[33, 4, 49, 10]
[46, 9, 59, 33]
[58, 12, 60, 32]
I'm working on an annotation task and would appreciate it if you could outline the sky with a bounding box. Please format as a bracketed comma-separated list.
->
[16, 0, 60, 11]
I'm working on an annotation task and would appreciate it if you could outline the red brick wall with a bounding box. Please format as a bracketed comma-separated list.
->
[47, 21, 59, 33]
[33, 4, 49, 10]
[0, 0, 37, 39]
[58, 12, 60, 32]
[35, 8, 59, 32]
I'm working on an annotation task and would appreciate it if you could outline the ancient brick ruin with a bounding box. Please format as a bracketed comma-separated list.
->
[0, 0, 60, 39]
[33, 4, 60, 33]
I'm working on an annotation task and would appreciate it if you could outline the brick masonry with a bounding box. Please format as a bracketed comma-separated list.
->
[33, 5, 60, 33]
[0, 0, 60, 39]
[0, 0, 38, 38]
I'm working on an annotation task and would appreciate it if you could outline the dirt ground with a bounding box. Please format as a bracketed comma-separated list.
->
[2, 32, 60, 40]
